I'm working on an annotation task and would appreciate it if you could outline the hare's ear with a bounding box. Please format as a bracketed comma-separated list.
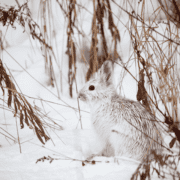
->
[99, 60, 113, 86]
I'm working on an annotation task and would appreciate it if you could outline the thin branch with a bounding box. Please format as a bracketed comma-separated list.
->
[15, 116, 21, 153]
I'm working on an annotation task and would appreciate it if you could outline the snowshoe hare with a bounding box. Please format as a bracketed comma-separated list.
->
[78, 60, 163, 161]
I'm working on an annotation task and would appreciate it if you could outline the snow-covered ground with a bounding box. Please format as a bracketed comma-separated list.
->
[0, 0, 179, 179]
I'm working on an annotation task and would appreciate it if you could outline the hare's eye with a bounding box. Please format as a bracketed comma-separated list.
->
[89, 85, 95, 91]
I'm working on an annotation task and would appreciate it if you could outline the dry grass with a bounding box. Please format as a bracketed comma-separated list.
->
[0, 0, 180, 179]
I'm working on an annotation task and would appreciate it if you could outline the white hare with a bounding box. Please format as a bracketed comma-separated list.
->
[78, 60, 163, 161]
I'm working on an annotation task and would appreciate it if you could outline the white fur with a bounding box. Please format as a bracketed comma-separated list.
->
[78, 60, 163, 161]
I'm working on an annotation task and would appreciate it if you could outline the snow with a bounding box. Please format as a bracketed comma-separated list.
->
[0, 110, 140, 180]
[0, 0, 179, 179]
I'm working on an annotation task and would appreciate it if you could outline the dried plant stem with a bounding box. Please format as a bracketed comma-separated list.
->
[0, 132, 16, 142]
[4, 49, 70, 108]
[15, 0, 20, 8]
[15, 116, 21, 153]
[74, 71, 82, 129]
[0, 127, 16, 141]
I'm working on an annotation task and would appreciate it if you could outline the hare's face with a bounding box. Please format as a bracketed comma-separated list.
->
[78, 79, 98, 102]
[78, 60, 116, 105]
[78, 78, 111, 103]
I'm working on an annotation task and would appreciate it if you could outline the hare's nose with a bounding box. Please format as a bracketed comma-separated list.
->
[78, 92, 86, 100]
[78, 92, 82, 98]
[77, 93, 81, 98]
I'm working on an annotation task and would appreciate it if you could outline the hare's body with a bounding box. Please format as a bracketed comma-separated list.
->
[78, 61, 162, 161]
[90, 94, 162, 160]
